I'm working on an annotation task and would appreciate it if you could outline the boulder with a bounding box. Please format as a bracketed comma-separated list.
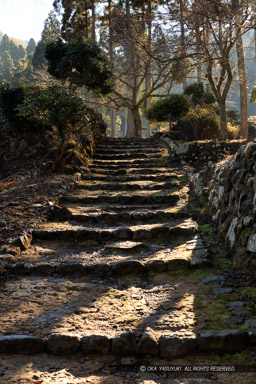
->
[47, 334, 80, 355]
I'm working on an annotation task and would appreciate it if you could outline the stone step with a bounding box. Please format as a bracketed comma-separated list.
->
[8, 236, 209, 277]
[96, 146, 163, 153]
[0, 273, 251, 357]
[101, 138, 156, 144]
[92, 157, 168, 165]
[75, 180, 179, 192]
[63, 203, 177, 213]
[67, 207, 190, 224]
[90, 162, 169, 170]
[89, 167, 176, 176]
[94, 152, 163, 160]
[81, 173, 178, 182]
[60, 191, 180, 205]
[32, 219, 197, 242]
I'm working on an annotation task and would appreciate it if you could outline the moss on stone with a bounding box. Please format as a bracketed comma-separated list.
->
[200, 224, 215, 234]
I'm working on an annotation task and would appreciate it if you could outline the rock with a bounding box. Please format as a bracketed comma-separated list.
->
[213, 287, 232, 295]
[112, 332, 137, 355]
[56, 263, 85, 276]
[0, 335, 45, 354]
[0, 219, 7, 228]
[32, 263, 55, 275]
[112, 228, 132, 239]
[231, 309, 251, 317]
[137, 327, 159, 356]
[133, 229, 152, 240]
[198, 330, 248, 352]
[227, 302, 245, 308]
[47, 205, 72, 221]
[159, 333, 197, 358]
[202, 275, 224, 284]
[244, 319, 256, 328]
[47, 334, 80, 355]
[247, 233, 256, 252]
[226, 218, 238, 249]
[105, 241, 144, 252]
[112, 260, 145, 275]
[87, 263, 110, 276]
[166, 258, 189, 271]
[146, 260, 166, 273]
[13, 234, 32, 251]
[176, 143, 189, 155]
[190, 257, 208, 268]
[81, 335, 110, 354]
[97, 230, 113, 242]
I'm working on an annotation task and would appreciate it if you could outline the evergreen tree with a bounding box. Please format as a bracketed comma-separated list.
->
[0, 50, 14, 80]
[0, 34, 9, 54]
[26, 38, 36, 56]
[32, 11, 61, 69]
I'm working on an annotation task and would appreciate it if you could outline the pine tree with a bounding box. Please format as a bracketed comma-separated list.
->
[32, 11, 61, 69]
[26, 38, 36, 56]
[0, 50, 14, 80]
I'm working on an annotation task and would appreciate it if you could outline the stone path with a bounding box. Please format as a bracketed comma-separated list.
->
[1, 137, 256, 383]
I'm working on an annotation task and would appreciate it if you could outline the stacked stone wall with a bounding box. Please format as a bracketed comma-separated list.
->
[191, 142, 256, 272]
[158, 133, 246, 166]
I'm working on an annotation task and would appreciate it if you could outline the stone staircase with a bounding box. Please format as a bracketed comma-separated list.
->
[0, 138, 253, 363]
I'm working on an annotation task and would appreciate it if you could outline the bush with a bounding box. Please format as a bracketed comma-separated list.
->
[0, 82, 107, 172]
[175, 107, 220, 140]
[146, 94, 189, 122]
[0, 82, 47, 139]
[227, 122, 240, 139]
[184, 82, 215, 106]
[17, 84, 91, 140]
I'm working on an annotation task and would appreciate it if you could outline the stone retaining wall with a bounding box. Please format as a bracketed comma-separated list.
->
[158, 132, 246, 166]
[191, 142, 256, 271]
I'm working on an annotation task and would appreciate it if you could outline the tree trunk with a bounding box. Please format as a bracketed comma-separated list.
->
[91, 0, 96, 43]
[108, 0, 116, 137]
[145, 0, 152, 137]
[219, 100, 228, 140]
[126, 109, 135, 137]
[110, 108, 116, 138]
[180, 0, 187, 90]
[132, 107, 142, 137]
[126, 108, 142, 138]
[235, 25, 248, 139]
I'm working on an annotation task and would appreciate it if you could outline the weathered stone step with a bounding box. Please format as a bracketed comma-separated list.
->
[101, 138, 156, 145]
[9, 234, 209, 276]
[33, 219, 197, 242]
[60, 191, 179, 205]
[96, 146, 163, 153]
[0, 274, 252, 357]
[82, 173, 178, 182]
[89, 167, 176, 176]
[92, 158, 168, 166]
[90, 162, 169, 170]
[75, 180, 179, 192]
[94, 152, 163, 160]
[68, 207, 190, 224]
[0, 329, 251, 357]
[88, 168, 173, 176]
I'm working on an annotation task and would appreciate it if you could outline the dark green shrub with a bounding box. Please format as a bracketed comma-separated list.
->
[184, 82, 215, 106]
[17, 84, 91, 139]
[0, 81, 48, 139]
[146, 94, 189, 122]
[175, 107, 220, 140]
[45, 40, 114, 97]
